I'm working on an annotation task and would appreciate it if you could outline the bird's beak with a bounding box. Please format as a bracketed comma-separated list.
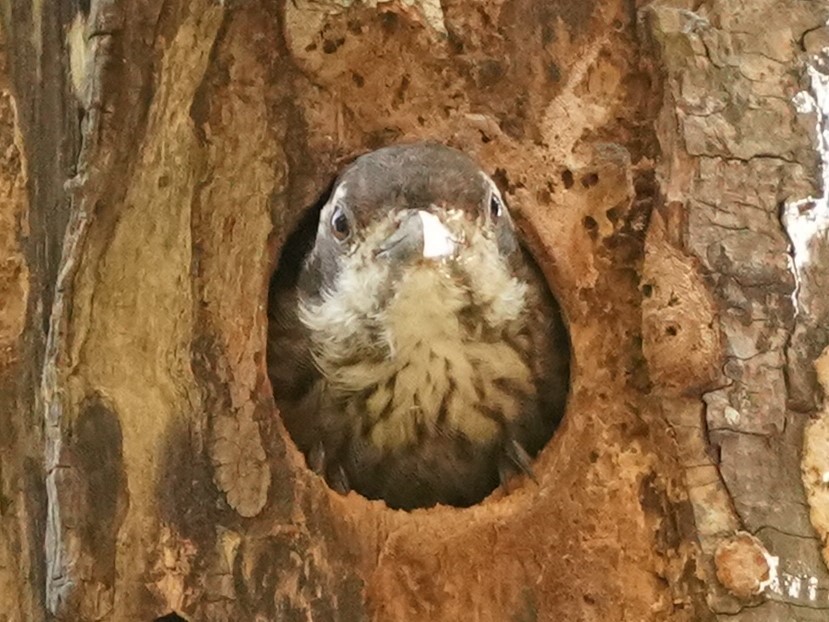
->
[375, 210, 458, 261]
[418, 211, 457, 258]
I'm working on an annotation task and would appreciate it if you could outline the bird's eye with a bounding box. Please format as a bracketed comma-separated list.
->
[489, 194, 503, 220]
[330, 204, 351, 241]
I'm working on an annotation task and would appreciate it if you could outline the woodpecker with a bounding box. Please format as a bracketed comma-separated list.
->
[268, 142, 569, 510]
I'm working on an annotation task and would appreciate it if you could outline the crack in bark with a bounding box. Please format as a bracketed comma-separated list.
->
[798, 23, 828, 52]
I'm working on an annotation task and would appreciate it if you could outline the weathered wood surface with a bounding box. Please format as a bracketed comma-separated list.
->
[0, 0, 827, 620]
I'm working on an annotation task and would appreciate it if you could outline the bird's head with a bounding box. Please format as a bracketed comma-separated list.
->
[298, 143, 532, 387]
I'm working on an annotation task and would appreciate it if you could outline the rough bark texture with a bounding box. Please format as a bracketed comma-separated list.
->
[1, 0, 828, 621]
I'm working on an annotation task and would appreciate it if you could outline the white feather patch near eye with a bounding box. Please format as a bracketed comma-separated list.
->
[330, 182, 348, 206]
[479, 171, 501, 195]
[418, 210, 456, 258]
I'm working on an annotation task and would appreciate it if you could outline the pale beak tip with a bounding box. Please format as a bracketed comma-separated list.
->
[417, 210, 457, 259]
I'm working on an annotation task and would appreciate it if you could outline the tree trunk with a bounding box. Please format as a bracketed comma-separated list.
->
[1, 0, 829, 620]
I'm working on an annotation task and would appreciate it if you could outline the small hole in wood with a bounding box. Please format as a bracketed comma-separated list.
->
[491, 167, 510, 193]
[581, 172, 599, 188]
[582, 216, 599, 239]
[155, 613, 188, 622]
[606, 205, 622, 223]
[666, 325, 679, 336]
[561, 169, 574, 189]
[380, 11, 399, 33]
[322, 37, 345, 54]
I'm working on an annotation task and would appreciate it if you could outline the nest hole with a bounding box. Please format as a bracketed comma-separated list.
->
[266, 149, 571, 512]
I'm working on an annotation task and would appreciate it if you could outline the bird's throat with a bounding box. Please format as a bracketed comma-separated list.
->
[302, 255, 535, 453]
[386, 266, 467, 351]
[357, 266, 533, 451]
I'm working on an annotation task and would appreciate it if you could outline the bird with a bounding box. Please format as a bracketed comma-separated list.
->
[267, 142, 570, 510]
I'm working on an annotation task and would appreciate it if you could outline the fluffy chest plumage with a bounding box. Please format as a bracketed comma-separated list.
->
[307, 264, 534, 451]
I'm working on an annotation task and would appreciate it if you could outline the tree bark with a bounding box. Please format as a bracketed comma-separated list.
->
[1, 0, 828, 620]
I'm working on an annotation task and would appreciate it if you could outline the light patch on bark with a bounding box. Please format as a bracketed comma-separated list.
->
[539, 35, 612, 166]
[67, 12, 90, 107]
[0, 87, 28, 365]
[388, 0, 446, 35]
[803, 346, 829, 571]
[284, 0, 446, 75]
[146, 525, 198, 614]
[641, 209, 723, 396]
[784, 62, 829, 308]
[31, 0, 43, 78]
